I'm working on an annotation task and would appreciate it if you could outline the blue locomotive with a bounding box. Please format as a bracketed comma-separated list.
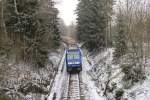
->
[66, 47, 82, 73]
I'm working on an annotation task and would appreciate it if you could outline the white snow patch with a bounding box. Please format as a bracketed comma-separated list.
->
[94, 48, 114, 65]
[48, 51, 67, 100]
[82, 57, 106, 100]
[123, 66, 150, 100]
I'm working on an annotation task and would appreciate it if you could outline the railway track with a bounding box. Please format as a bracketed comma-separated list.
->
[61, 73, 85, 100]
[49, 45, 85, 100]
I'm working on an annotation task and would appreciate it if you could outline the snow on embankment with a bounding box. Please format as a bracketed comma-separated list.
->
[48, 51, 67, 100]
[82, 56, 106, 100]
[86, 48, 123, 99]
[0, 51, 62, 100]
[86, 48, 150, 100]
[123, 59, 150, 100]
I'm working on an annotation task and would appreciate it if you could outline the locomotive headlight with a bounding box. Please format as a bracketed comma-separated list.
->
[74, 62, 80, 64]
[68, 62, 73, 64]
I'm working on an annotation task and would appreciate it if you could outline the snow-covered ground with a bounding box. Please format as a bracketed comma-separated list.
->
[0, 50, 62, 100]
[124, 77, 150, 100]
[82, 56, 106, 100]
[48, 51, 68, 100]
[86, 48, 150, 100]
[123, 61, 150, 100]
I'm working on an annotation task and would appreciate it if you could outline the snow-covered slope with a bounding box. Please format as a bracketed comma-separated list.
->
[48, 51, 67, 100]
[0, 51, 62, 100]
[123, 60, 150, 100]
[82, 56, 106, 100]
[87, 48, 150, 100]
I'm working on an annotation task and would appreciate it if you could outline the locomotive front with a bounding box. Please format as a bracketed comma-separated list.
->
[66, 48, 82, 73]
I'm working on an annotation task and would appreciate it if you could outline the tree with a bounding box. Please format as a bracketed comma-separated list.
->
[113, 13, 127, 58]
[0, 0, 60, 67]
[67, 22, 77, 41]
[113, 0, 149, 88]
[76, 0, 114, 51]
[58, 18, 67, 36]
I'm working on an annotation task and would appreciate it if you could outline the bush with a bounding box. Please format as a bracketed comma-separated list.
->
[0, 95, 7, 100]
[115, 89, 124, 100]
[0, 96, 4, 100]
[121, 64, 145, 89]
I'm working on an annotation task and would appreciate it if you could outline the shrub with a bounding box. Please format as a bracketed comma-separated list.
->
[115, 89, 124, 100]
[121, 64, 145, 89]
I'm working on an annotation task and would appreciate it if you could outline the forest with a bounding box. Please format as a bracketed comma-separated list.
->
[0, 0, 150, 100]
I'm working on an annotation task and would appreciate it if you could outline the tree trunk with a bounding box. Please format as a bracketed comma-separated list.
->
[14, 0, 19, 14]
[1, 0, 7, 39]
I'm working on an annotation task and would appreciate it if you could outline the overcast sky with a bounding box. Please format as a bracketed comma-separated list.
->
[55, 0, 78, 26]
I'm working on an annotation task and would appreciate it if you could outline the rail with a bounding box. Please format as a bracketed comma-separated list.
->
[61, 73, 85, 100]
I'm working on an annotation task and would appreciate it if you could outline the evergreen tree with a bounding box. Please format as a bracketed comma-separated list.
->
[114, 14, 127, 58]
[2, 0, 60, 67]
[76, 0, 113, 50]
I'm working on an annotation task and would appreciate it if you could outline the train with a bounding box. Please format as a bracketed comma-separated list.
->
[66, 46, 82, 73]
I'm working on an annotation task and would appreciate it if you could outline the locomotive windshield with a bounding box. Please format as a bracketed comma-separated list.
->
[67, 50, 80, 60]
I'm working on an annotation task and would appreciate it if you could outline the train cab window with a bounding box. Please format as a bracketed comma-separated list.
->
[74, 54, 80, 59]
[67, 54, 74, 59]
[67, 52, 80, 60]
